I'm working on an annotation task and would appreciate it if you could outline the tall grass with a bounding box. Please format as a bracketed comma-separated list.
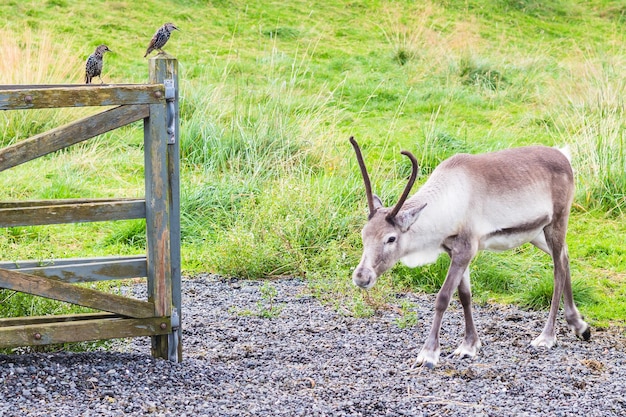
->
[179, 33, 339, 176]
[548, 51, 626, 216]
[177, 37, 356, 278]
[0, 29, 86, 146]
[0, 29, 82, 84]
[517, 275, 599, 311]
[377, 3, 441, 66]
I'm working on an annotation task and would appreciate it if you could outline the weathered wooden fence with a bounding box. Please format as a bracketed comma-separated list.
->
[0, 56, 182, 362]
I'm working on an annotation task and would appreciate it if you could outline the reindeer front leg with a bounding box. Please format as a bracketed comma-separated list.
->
[416, 247, 474, 368]
[452, 266, 481, 358]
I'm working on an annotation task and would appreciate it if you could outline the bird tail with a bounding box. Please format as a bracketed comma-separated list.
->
[85, 74, 91, 84]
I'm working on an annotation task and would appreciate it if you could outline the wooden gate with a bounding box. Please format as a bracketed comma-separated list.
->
[0, 56, 182, 362]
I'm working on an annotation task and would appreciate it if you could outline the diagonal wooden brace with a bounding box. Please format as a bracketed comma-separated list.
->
[0, 268, 155, 318]
[0, 104, 149, 172]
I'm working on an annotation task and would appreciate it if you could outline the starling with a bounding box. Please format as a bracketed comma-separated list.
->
[144, 23, 179, 58]
[85, 44, 112, 84]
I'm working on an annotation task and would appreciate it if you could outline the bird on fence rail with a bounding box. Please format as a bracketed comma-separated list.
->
[85, 44, 112, 84]
[144, 23, 180, 58]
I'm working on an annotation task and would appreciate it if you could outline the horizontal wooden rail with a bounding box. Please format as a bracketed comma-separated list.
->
[0, 316, 171, 348]
[0, 198, 142, 208]
[0, 312, 119, 327]
[0, 256, 147, 283]
[0, 84, 144, 90]
[0, 104, 149, 172]
[0, 84, 164, 110]
[0, 254, 144, 267]
[0, 268, 155, 318]
[0, 84, 89, 90]
[0, 199, 146, 227]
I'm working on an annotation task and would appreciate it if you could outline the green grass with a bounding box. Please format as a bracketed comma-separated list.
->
[516, 275, 599, 311]
[0, 0, 625, 333]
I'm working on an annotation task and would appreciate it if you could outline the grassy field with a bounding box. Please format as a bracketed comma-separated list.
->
[0, 0, 624, 329]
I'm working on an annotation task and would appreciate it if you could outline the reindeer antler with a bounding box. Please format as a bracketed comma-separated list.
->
[386, 150, 419, 221]
[349, 137, 376, 217]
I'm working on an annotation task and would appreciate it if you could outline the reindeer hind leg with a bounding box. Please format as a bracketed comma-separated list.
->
[530, 223, 589, 348]
[560, 243, 591, 341]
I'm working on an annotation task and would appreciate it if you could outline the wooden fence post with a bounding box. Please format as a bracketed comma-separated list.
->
[146, 55, 181, 361]
[166, 60, 183, 362]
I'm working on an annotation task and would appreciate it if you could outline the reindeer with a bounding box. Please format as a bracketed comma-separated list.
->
[349, 137, 591, 368]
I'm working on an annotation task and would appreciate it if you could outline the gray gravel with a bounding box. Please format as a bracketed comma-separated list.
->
[1, 274, 624, 416]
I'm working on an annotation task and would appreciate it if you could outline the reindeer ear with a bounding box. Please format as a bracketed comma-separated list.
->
[395, 203, 427, 232]
[372, 194, 383, 210]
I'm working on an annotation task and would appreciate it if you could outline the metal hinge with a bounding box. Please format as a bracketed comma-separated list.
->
[168, 307, 180, 362]
[164, 79, 176, 144]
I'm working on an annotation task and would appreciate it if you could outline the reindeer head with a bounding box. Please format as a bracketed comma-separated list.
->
[350, 137, 426, 289]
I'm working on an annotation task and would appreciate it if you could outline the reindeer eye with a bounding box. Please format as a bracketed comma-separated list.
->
[386, 236, 396, 244]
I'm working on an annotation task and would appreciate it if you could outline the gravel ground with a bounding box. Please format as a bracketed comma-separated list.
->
[1, 274, 624, 416]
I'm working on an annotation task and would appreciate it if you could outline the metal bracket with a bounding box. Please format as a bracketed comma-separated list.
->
[168, 307, 180, 362]
[164, 79, 176, 144]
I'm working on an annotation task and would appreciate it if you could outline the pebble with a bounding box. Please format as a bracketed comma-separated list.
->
[0, 275, 624, 416]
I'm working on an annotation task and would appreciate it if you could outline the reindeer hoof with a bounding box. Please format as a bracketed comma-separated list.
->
[415, 347, 440, 369]
[413, 357, 436, 369]
[531, 334, 557, 349]
[578, 325, 591, 341]
[452, 339, 481, 359]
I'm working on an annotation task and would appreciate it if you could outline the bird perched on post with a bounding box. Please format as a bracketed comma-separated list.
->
[85, 45, 112, 84]
[144, 23, 179, 58]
